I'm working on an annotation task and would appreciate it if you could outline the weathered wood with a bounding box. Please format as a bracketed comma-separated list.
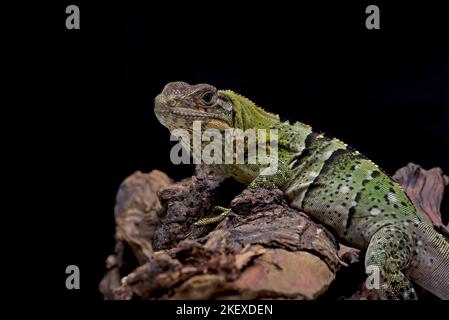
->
[100, 166, 342, 299]
[100, 163, 448, 300]
[99, 170, 173, 299]
[393, 163, 449, 235]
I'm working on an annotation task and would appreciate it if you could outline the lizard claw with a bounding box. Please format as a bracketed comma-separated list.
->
[193, 206, 231, 227]
[183, 206, 231, 240]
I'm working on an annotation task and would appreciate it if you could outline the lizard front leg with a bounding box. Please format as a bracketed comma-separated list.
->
[190, 161, 292, 235]
[248, 160, 292, 189]
[365, 225, 417, 299]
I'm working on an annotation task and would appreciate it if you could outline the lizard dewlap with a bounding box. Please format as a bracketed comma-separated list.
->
[154, 81, 449, 300]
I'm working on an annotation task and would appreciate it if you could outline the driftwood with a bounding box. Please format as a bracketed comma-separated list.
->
[99, 163, 448, 300]
[393, 163, 449, 235]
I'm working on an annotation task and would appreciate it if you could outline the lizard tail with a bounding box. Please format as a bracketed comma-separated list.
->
[405, 222, 449, 299]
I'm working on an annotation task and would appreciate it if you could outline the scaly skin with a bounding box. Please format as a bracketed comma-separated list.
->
[154, 81, 449, 299]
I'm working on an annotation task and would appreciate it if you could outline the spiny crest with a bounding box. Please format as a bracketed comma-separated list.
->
[365, 158, 379, 168]
[334, 138, 349, 149]
[221, 90, 257, 107]
[219, 89, 280, 129]
[221, 90, 279, 117]
[295, 121, 312, 130]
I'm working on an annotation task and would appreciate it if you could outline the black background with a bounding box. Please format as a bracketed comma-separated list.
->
[29, 1, 448, 301]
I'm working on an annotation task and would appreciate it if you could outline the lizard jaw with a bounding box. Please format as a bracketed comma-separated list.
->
[169, 107, 231, 122]
[155, 103, 232, 131]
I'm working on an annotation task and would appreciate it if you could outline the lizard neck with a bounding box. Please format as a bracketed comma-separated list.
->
[219, 90, 316, 161]
[219, 90, 280, 130]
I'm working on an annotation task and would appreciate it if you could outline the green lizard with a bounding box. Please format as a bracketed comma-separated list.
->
[154, 81, 449, 300]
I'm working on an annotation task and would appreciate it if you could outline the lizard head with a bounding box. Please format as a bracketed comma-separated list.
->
[154, 81, 234, 132]
[155, 81, 281, 133]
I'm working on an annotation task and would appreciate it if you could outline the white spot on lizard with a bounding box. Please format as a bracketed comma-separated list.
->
[370, 208, 381, 216]
[309, 171, 318, 178]
[339, 185, 350, 194]
[335, 204, 347, 214]
[323, 151, 333, 160]
[388, 192, 398, 203]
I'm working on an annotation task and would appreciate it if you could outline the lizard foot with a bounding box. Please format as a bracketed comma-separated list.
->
[382, 270, 417, 300]
[185, 206, 231, 239]
[365, 225, 417, 300]
[193, 206, 231, 227]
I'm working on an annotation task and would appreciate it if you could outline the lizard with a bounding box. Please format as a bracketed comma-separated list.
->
[154, 81, 449, 300]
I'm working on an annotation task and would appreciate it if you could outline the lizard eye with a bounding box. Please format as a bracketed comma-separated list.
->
[201, 91, 215, 106]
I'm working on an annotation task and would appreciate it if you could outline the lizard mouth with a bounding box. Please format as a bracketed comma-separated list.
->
[169, 106, 231, 123]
